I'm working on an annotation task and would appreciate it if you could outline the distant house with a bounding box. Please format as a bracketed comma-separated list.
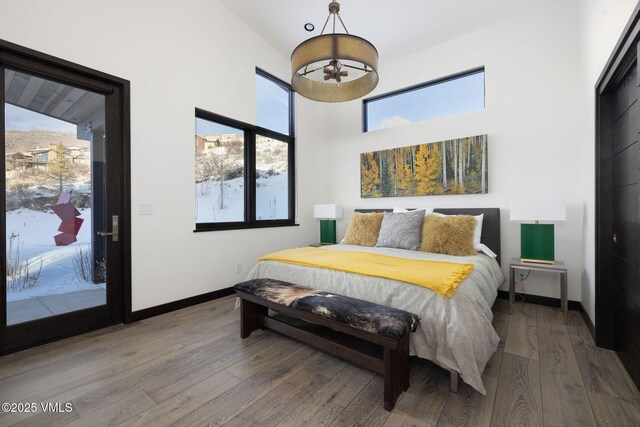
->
[195, 135, 206, 151]
[203, 135, 221, 150]
[66, 146, 88, 165]
[6, 152, 34, 171]
[30, 148, 50, 166]
[5, 148, 51, 171]
[202, 134, 242, 150]
[48, 143, 89, 165]
[5, 144, 90, 171]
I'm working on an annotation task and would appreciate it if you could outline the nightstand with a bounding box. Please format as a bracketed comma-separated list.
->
[509, 257, 568, 324]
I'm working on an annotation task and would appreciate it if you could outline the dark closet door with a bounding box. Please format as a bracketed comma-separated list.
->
[596, 38, 640, 389]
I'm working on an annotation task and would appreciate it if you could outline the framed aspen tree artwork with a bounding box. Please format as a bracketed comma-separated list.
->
[360, 134, 488, 198]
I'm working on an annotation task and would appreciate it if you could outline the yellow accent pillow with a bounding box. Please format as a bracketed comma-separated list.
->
[420, 214, 477, 256]
[341, 212, 384, 247]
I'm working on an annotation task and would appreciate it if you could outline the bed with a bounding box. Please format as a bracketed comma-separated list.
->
[244, 208, 505, 394]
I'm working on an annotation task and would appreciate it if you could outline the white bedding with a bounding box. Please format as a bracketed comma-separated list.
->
[245, 244, 505, 394]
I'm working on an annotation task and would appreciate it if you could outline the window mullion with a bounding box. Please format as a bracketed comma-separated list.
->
[288, 139, 295, 222]
[247, 129, 257, 224]
[289, 88, 295, 138]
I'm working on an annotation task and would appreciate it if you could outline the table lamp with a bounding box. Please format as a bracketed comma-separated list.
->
[510, 197, 566, 264]
[313, 204, 343, 244]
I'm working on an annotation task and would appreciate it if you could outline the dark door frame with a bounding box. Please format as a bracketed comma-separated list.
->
[595, 3, 640, 349]
[0, 39, 132, 353]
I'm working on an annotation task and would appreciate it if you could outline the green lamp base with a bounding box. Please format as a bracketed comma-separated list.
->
[521, 223, 555, 264]
[320, 220, 337, 244]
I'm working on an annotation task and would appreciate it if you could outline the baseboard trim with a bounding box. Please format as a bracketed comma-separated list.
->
[125, 287, 234, 323]
[579, 303, 596, 339]
[496, 290, 583, 312]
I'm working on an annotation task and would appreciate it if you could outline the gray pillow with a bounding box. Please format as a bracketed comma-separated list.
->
[375, 210, 425, 250]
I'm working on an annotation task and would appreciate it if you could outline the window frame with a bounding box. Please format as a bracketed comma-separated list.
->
[362, 67, 485, 132]
[194, 70, 295, 232]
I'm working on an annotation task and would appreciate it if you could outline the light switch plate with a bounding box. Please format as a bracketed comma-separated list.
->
[139, 202, 153, 215]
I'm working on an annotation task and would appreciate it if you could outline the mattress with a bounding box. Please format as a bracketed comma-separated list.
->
[244, 244, 505, 394]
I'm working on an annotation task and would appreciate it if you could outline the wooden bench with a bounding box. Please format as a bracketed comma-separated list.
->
[234, 278, 421, 411]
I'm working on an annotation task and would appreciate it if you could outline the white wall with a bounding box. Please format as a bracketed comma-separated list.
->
[318, 0, 584, 300]
[579, 0, 638, 323]
[0, 0, 327, 311]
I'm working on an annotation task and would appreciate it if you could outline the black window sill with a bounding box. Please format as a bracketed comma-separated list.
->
[194, 222, 299, 232]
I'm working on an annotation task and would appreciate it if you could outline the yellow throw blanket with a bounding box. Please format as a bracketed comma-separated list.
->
[257, 247, 474, 298]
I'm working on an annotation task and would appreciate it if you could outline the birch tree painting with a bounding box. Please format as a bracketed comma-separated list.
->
[360, 135, 488, 198]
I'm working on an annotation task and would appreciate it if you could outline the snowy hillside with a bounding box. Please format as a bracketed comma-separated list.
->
[196, 171, 289, 223]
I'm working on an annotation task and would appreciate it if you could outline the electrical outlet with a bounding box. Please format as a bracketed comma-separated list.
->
[235, 263, 242, 274]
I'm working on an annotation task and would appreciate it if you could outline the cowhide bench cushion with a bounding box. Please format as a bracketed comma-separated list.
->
[233, 278, 421, 411]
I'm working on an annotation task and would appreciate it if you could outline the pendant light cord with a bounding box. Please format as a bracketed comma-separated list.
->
[320, 6, 349, 35]
[320, 13, 331, 34]
[336, 13, 349, 34]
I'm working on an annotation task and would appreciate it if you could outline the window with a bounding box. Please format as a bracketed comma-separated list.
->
[256, 71, 291, 136]
[255, 135, 290, 220]
[195, 118, 245, 224]
[363, 68, 485, 132]
[194, 69, 294, 231]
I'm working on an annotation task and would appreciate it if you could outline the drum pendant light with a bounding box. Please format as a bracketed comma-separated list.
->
[291, 1, 379, 102]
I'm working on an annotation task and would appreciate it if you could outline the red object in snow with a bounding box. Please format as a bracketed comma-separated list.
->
[53, 191, 83, 246]
[58, 217, 84, 234]
[54, 232, 77, 246]
[52, 203, 81, 221]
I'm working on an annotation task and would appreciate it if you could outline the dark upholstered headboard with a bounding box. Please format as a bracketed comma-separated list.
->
[355, 208, 501, 265]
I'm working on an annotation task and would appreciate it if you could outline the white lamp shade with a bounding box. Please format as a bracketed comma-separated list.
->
[510, 197, 566, 222]
[314, 204, 343, 219]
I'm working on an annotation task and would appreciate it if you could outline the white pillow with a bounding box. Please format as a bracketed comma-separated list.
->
[392, 207, 435, 216]
[478, 243, 497, 258]
[430, 212, 484, 252]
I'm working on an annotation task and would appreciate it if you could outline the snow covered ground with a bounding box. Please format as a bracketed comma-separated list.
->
[196, 171, 289, 223]
[6, 208, 105, 302]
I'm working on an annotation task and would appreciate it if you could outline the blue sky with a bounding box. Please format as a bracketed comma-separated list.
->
[255, 74, 289, 135]
[367, 71, 485, 131]
[5, 103, 76, 133]
[196, 117, 243, 136]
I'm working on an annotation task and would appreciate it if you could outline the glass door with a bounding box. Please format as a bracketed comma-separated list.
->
[0, 47, 125, 352]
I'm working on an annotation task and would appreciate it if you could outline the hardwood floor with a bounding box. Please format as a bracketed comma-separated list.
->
[1, 296, 640, 426]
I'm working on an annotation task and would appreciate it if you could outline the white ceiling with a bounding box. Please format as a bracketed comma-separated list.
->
[219, 0, 561, 63]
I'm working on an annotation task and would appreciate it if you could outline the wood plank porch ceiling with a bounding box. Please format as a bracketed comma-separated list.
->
[4, 69, 103, 126]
